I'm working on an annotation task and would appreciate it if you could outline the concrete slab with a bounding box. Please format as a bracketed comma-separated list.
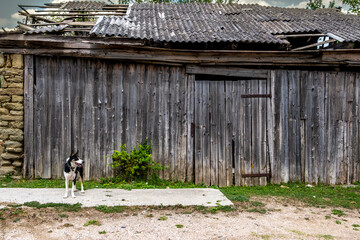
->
[0, 188, 233, 207]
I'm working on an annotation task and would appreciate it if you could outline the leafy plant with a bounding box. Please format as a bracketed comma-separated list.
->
[84, 220, 101, 227]
[95, 205, 126, 213]
[110, 139, 166, 182]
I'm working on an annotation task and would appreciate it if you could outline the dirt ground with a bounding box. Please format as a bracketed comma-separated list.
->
[1, 197, 360, 240]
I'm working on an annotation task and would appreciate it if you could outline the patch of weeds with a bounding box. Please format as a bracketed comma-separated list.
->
[230, 195, 250, 202]
[251, 232, 271, 240]
[251, 201, 265, 207]
[352, 224, 360, 227]
[353, 228, 359, 231]
[99, 230, 106, 234]
[105, 195, 112, 197]
[158, 216, 167, 221]
[59, 214, 68, 218]
[290, 229, 305, 236]
[325, 215, 331, 219]
[336, 220, 341, 224]
[209, 205, 235, 214]
[13, 218, 20, 223]
[84, 220, 101, 227]
[317, 234, 335, 240]
[8, 208, 24, 216]
[221, 183, 360, 209]
[247, 208, 267, 214]
[95, 205, 126, 213]
[7, 204, 22, 208]
[332, 209, 346, 217]
[176, 224, 184, 228]
[0, 217, 5, 220]
[146, 214, 154, 218]
[64, 223, 73, 227]
[23, 201, 81, 212]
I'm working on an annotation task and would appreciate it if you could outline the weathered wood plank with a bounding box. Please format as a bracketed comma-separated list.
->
[194, 81, 202, 184]
[251, 79, 259, 186]
[280, 71, 289, 183]
[233, 80, 242, 186]
[186, 65, 268, 79]
[186, 74, 195, 182]
[225, 81, 233, 186]
[243, 80, 252, 185]
[317, 71, 326, 184]
[23, 55, 34, 179]
[288, 70, 301, 182]
[217, 81, 226, 187]
[202, 80, 211, 186]
[267, 71, 275, 184]
[42, 56, 52, 179]
[258, 79, 268, 185]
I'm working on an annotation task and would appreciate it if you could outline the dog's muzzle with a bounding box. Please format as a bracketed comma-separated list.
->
[75, 163, 83, 167]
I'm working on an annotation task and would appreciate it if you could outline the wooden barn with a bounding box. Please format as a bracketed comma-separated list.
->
[1, 2, 360, 186]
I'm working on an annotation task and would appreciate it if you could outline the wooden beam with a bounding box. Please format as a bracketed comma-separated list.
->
[292, 39, 337, 51]
[18, 11, 126, 17]
[0, 34, 360, 67]
[186, 65, 268, 78]
[277, 33, 326, 38]
[17, 22, 35, 31]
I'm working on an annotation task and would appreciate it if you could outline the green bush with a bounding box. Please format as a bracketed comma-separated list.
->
[110, 139, 165, 182]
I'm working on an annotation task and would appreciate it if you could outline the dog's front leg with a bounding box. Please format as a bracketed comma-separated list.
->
[79, 169, 85, 193]
[64, 174, 69, 198]
[71, 179, 76, 198]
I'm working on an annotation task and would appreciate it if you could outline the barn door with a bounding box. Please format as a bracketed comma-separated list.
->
[194, 77, 271, 186]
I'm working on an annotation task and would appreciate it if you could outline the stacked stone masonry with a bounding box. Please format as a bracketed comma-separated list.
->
[0, 53, 24, 178]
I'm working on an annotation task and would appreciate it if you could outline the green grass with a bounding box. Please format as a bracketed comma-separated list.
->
[99, 230, 106, 234]
[331, 209, 346, 217]
[176, 224, 184, 228]
[2, 178, 360, 210]
[0, 177, 204, 190]
[221, 182, 360, 209]
[23, 201, 82, 212]
[158, 216, 167, 221]
[95, 205, 127, 213]
[84, 220, 101, 227]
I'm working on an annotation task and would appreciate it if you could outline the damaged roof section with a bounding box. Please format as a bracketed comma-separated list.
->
[8, 2, 360, 50]
[91, 3, 360, 46]
[16, 1, 128, 35]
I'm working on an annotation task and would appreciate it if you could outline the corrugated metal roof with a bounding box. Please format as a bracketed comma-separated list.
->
[27, 25, 68, 34]
[61, 1, 106, 10]
[90, 3, 360, 44]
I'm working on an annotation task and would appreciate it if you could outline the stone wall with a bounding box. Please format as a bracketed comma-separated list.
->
[0, 53, 24, 178]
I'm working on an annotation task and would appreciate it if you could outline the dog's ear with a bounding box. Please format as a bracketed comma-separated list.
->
[70, 150, 76, 157]
[74, 150, 79, 156]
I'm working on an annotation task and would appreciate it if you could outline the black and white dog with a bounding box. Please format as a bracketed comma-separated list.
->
[63, 151, 85, 198]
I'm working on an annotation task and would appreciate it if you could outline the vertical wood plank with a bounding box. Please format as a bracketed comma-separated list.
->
[194, 80, 203, 184]
[23, 55, 34, 179]
[217, 81, 226, 187]
[202, 80, 211, 186]
[251, 79, 259, 186]
[225, 81, 233, 186]
[258, 79, 267, 185]
[186, 74, 195, 182]
[243, 80, 252, 185]
[267, 71, 275, 184]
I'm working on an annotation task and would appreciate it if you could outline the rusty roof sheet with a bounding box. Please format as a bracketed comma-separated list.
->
[90, 3, 360, 44]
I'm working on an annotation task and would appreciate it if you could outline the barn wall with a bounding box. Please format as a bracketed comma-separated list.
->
[24, 56, 194, 181]
[23, 55, 360, 185]
[271, 70, 360, 185]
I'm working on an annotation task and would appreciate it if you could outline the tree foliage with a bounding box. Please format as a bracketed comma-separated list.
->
[307, 0, 360, 14]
